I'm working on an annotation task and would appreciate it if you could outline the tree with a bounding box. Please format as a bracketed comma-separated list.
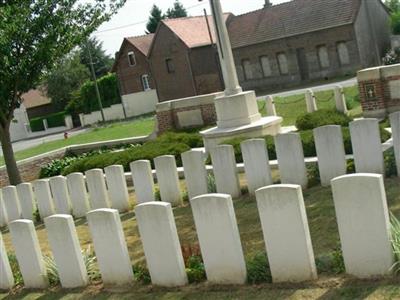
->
[166, 1, 188, 19]
[46, 51, 90, 111]
[80, 37, 114, 78]
[0, 0, 125, 185]
[146, 5, 164, 33]
[386, 0, 400, 12]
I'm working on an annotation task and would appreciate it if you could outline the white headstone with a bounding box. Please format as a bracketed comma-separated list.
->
[87, 209, 133, 285]
[349, 119, 384, 174]
[190, 194, 247, 284]
[334, 85, 348, 114]
[241, 139, 273, 194]
[265, 96, 277, 116]
[16, 183, 36, 220]
[154, 155, 182, 206]
[9, 220, 48, 288]
[331, 174, 393, 278]
[0, 193, 8, 227]
[49, 176, 72, 215]
[85, 169, 110, 209]
[181, 150, 208, 199]
[44, 214, 88, 288]
[210, 145, 241, 198]
[390, 112, 400, 176]
[256, 185, 317, 282]
[313, 125, 347, 186]
[0, 232, 14, 290]
[104, 165, 130, 212]
[275, 133, 308, 188]
[66, 173, 90, 218]
[135, 202, 188, 287]
[33, 179, 55, 219]
[305, 89, 317, 113]
[130, 160, 155, 204]
[2, 186, 21, 222]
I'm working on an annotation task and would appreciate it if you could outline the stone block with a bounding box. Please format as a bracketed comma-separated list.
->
[334, 85, 348, 114]
[256, 185, 317, 282]
[210, 145, 241, 198]
[181, 150, 208, 199]
[241, 139, 272, 194]
[154, 155, 182, 206]
[275, 133, 308, 188]
[331, 174, 393, 277]
[2, 186, 21, 222]
[33, 179, 55, 219]
[177, 109, 204, 128]
[130, 160, 155, 204]
[105, 165, 130, 212]
[265, 95, 277, 116]
[44, 214, 88, 288]
[85, 169, 110, 209]
[49, 176, 72, 215]
[313, 125, 347, 186]
[135, 202, 188, 286]
[190, 194, 247, 284]
[390, 112, 400, 176]
[87, 209, 133, 285]
[9, 220, 48, 288]
[0, 232, 14, 290]
[349, 119, 384, 174]
[16, 183, 36, 220]
[305, 89, 317, 113]
[66, 173, 90, 218]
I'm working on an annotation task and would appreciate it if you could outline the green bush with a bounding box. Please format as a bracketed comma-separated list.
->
[295, 109, 352, 131]
[46, 111, 66, 128]
[185, 256, 206, 283]
[246, 252, 272, 284]
[385, 148, 398, 178]
[315, 248, 345, 275]
[132, 265, 151, 285]
[29, 117, 45, 132]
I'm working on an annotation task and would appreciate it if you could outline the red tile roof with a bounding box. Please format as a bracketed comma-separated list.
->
[126, 34, 154, 56]
[21, 88, 51, 109]
[163, 14, 232, 49]
[228, 0, 363, 49]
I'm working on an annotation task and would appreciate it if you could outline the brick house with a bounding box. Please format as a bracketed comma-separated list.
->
[229, 0, 391, 93]
[148, 15, 231, 102]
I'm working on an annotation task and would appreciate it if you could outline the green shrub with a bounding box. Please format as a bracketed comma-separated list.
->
[207, 174, 217, 193]
[185, 256, 206, 283]
[295, 109, 352, 131]
[315, 248, 345, 275]
[385, 148, 398, 178]
[246, 252, 272, 284]
[345, 94, 359, 110]
[46, 111, 66, 128]
[29, 117, 45, 132]
[390, 212, 400, 275]
[133, 265, 151, 284]
[8, 254, 23, 286]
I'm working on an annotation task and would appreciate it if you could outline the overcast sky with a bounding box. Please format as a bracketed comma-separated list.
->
[93, 0, 289, 56]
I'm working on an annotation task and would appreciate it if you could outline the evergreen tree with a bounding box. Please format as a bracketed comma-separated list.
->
[80, 37, 114, 78]
[146, 5, 164, 33]
[166, 1, 188, 18]
[386, 0, 400, 12]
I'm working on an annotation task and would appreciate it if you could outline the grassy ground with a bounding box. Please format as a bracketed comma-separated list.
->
[1, 175, 400, 299]
[0, 116, 155, 166]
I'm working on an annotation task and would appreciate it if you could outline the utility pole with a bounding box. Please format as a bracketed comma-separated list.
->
[87, 40, 105, 122]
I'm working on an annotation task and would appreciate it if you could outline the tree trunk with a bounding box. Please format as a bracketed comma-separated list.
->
[0, 123, 22, 185]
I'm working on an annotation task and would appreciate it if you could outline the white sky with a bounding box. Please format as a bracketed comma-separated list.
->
[94, 0, 289, 55]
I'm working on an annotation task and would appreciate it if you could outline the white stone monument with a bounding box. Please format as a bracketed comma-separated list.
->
[16, 183, 36, 220]
[104, 165, 130, 212]
[66, 173, 90, 218]
[49, 176, 72, 215]
[0, 194, 8, 227]
[200, 0, 282, 150]
[154, 155, 182, 206]
[85, 169, 111, 209]
[181, 150, 208, 199]
[130, 160, 155, 204]
[1, 186, 21, 222]
[334, 85, 348, 114]
[390, 112, 400, 176]
[33, 179, 55, 219]
[305, 89, 317, 113]
[0, 232, 14, 290]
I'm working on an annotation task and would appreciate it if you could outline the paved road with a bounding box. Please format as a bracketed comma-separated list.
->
[257, 77, 357, 99]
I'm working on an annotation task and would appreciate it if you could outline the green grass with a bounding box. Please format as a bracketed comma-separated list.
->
[258, 86, 361, 126]
[0, 117, 155, 166]
[1, 176, 400, 299]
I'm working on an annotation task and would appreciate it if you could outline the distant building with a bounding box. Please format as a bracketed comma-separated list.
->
[229, 0, 390, 93]
[22, 88, 55, 119]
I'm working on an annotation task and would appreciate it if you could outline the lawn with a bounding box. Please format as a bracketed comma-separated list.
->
[0, 116, 155, 166]
[1, 175, 400, 299]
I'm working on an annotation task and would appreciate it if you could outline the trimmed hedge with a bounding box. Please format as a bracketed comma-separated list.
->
[29, 118, 45, 132]
[61, 132, 203, 175]
[295, 109, 352, 131]
[29, 111, 66, 132]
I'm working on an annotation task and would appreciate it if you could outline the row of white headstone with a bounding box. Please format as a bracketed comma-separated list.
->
[0, 114, 399, 226]
[265, 85, 348, 116]
[0, 173, 394, 290]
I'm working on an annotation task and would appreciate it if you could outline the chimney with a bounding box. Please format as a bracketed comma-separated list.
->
[264, 0, 272, 8]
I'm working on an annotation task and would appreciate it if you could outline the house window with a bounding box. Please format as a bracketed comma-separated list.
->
[166, 59, 175, 73]
[141, 74, 151, 91]
[337, 42, 350, 65]
[127, 51, 136, 67]
[242, 59, 253, 80]
[260, 56, 272, 77]
[317, 45, 330, 68]
[277, 52, 289, 75]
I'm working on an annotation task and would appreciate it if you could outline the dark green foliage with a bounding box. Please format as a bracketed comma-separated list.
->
[154, 188, 161, 201]
[386, 0, 400, 12]
[80, 37, 114, 78]
[185, 256, 206, 284]
[315, 248, 345, 275]
[385, 148, 398, 177]
[166, 1, 188, 18]
[8, 254, 23, 286]
[295, 109, 352, 131]
[391, 11, 400, 34]
[46, 111, 66, 128]
[33, 208, 41, 223]
[345, 93, 360, 110]
[132, 265, 151, 285]
[146, 5, 164, 33]
[346, 159, 355, 174]
[207, 174, 217, 193]
[182, 190, 189, 202]
[29, 117, 45, 132]
[246, 252, 272, 284]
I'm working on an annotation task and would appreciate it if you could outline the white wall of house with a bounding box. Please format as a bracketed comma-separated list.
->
[10, 105, 30, 142]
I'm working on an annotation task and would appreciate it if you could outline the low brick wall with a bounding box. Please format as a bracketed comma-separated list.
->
[156, 92, 223, 133]
[358, 64, 400, 118]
